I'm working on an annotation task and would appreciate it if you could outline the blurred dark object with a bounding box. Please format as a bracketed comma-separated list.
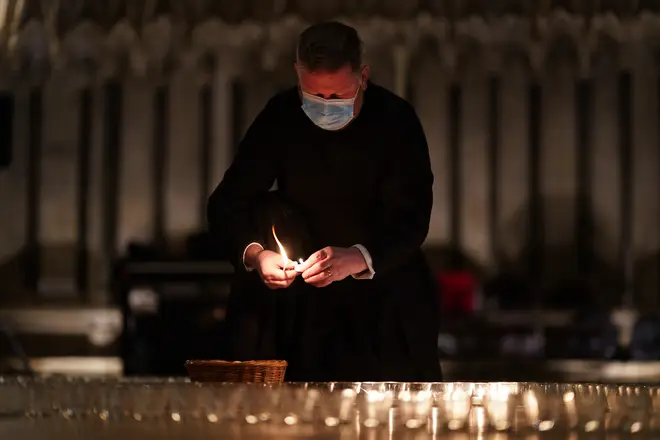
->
[114, 259, 233, 376]
[0, 93, 13, 168]
[546, 311, 619, 359]
[483, 272, 534, 310]
[440, 309, 621, 361]
[125, 232, 229, 262]
[424, 246, 485, 276]
[186, 232, 228, 261]
[125, 242, 162, 261]
[630, 315, 660, 360]
[543, 276, 596, 310]
[0, 322, 34, 376]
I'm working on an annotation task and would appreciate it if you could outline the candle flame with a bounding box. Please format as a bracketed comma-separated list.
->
[272, 225, 288, 267]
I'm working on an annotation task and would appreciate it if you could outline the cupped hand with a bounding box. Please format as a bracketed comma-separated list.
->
[296, 246, 368, 288]
[255, 250, 299, 289]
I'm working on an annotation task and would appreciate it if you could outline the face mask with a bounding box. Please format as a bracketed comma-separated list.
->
[300, 88, 360, 131]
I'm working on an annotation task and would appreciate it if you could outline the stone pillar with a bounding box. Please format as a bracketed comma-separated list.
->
[412, 52, 449, 246]
[0, 85, 29, 296]
[459, 69, 490, 267]
[117, 78, 153, 251]
[210, 66, 234, 189]
[540, 67, 577, 279]
[38, 76, 79, 296]
[86, 83, 108, 301]
[591, 71, 621, 295]
[393, 44, 409, 99]
[164, 70, 202, 244]
[497, 65, 529, 263]
[631, 63, 660, 307]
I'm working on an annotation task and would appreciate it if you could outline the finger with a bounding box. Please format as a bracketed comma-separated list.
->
[304, 267, 334, 285]
[281, 269, 295, 283]
[266, 269, 300, 283]
[264, 272, 290, 282]
[280, 260, 297, 270]
[297, 247, 332, 273]
[301, 250, 333, 278]
[302, 260, 332, 280]
[266, 280, 291, 289]
[284, 269, 299, 278]
[310, 278, 334, 288]
[309, 270, 335, 287]
[295, 258, 313, 273]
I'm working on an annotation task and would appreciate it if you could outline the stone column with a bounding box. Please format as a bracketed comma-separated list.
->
[117, 78, 153, 251]
[497, 64, 529, 263]
[393, 44, 409, 99]
[210, 64, 238, 189]
[165, 70, 201, 244]
[631, 58, 660, 307]
[459, 67, 490, 268]
[539, 64, 578, 280]
[411, 50, 449, 246]
[0, 84, 30, 296]
[38, 74, 79, 297]
[591, 69, 621, 293]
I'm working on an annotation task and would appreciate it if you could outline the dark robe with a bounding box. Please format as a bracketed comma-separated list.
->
[208, 83, 442, 382]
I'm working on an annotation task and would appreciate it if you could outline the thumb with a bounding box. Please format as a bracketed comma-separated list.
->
[284, 268, 298, 278]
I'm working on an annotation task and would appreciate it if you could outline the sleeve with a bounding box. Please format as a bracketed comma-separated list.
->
[361, 104, 434, 277]
[207, 97, 280, 268]
[351, 244, 375, 279]
[242, 242, 264, 271]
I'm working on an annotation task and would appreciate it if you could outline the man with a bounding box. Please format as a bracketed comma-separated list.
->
[208, 21, 441, 382]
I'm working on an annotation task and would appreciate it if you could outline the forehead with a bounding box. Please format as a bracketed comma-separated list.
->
[298, 65, 359, 94]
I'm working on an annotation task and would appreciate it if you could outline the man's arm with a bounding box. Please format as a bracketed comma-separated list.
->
[207, 98, 280, 268]
[361, 104, 433, 277]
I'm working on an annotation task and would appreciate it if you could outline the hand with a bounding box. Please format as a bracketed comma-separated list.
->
[255, 250, 299, 289]
[297, 246, 368, 288]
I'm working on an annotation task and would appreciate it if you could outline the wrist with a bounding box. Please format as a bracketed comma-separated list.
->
[244, 243, 264, 269]
[349, 247, 369, 275]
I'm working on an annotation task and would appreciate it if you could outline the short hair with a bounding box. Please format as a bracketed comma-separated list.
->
[296, 21, 363, 72]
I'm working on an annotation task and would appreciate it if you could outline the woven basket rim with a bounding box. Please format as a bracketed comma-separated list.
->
[185, 359, 288, 367]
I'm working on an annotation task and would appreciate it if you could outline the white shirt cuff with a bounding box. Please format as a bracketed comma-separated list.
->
[351, 244, 375, 280]
[242, 242, 264, 271]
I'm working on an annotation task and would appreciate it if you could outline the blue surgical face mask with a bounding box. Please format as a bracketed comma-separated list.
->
[300, 87, 360, 131]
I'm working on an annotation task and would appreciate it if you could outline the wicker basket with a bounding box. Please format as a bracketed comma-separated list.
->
[185, 360, 288, 384]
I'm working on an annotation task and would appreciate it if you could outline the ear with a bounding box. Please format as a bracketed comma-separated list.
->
[360, 65, 370, 88]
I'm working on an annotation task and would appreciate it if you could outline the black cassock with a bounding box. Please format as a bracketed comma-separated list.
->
[208, 83, 442, 382]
